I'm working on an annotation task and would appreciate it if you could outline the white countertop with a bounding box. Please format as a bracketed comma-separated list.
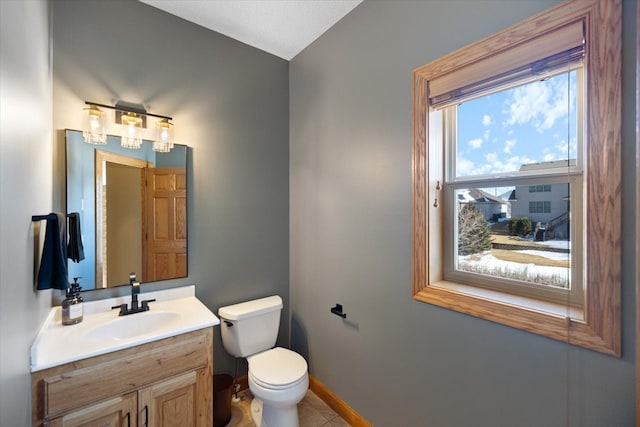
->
[31, 285, 219, 372]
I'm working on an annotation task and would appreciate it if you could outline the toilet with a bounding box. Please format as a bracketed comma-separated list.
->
[218, 295, 309, 427]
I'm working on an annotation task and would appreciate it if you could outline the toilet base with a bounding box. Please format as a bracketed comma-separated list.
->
[251, 397, 300, 427]
[250, 398, 263, 427]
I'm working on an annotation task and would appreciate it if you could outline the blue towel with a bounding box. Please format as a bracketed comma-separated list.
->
[37, 213, 69, 290]
[67, 212, 85, 263]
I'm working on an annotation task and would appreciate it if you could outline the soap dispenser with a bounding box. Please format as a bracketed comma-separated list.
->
[62, 277, 84, 325]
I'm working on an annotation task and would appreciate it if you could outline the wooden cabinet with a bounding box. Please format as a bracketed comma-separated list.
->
[46, 392, 136, 427]
[139, 371, 197, 427]
[33, 328, 213, 427]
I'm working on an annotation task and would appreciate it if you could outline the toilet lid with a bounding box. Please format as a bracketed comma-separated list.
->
[248, 347, 307, 389]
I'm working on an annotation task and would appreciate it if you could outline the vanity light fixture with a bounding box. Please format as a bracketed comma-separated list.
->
[81, 104, 107, 145]
[82, 101, 176, 151]
[153, 118, 174, 152]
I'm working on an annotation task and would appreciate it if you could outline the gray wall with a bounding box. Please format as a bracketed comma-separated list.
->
[52, 0, 289, 377]
[290, 0, 636, 426]
[0, 0, 54, 425]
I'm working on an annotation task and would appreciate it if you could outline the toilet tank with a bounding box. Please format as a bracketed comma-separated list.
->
[218, 295, 283, 358]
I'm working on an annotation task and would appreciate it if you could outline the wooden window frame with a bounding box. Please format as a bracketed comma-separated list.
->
[412, 0, 621, 356]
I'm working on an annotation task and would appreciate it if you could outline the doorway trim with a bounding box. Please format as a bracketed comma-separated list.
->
[94, 150, 151, 288]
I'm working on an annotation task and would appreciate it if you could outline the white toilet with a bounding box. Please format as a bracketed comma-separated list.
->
[218, 295, 309, 427]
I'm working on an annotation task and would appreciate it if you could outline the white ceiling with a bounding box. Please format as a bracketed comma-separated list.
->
[139, 0, 363, 60]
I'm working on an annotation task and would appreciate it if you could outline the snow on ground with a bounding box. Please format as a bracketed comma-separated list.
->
[459, 252, 569, 286]
[535, 239, 570, 250]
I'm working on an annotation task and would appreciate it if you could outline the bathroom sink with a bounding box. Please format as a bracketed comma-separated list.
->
[86, 311, 181, 341]
[30, 286, 220, 372]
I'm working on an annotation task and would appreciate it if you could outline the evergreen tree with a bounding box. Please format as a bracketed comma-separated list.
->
[508, 217, 532, 237]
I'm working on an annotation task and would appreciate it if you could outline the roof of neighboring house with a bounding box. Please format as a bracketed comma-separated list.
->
[504, 189, 517, 201]
[461, 188, 509, 204]
[519, 159, 577, 171]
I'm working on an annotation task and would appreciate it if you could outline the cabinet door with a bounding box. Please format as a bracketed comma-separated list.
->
[46, 392, 136, 427]
[138, 371, 197, 427]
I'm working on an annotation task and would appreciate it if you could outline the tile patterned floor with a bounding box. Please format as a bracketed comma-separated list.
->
[226, 389, 350, 427]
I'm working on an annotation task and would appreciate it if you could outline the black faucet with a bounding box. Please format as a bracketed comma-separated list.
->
[130, 273, 140, 310]
[111, 272, 156, 316]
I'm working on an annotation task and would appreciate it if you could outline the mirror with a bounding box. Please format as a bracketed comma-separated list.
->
[66, 129, 188, 290]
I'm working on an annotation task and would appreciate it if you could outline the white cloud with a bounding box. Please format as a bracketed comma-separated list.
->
[457, 156, 476, 176]
[457, 154, 498, 177]
[459, 149, 541, 177]
[484, 155, 536, 175]
[503, 74, 573, 133]
[554, 136, 578, 158]
[483, 129, 490, 142]
[482, 114, 492, 127]
[543, 153, 557, 162]
[506, 155, 535, 170]
[503, 139, 516, 154]
[569, 137, 577, 156]
[485, 152, 498, 162]
[556, 140, 569, 154]
[460, 152, 532, 176]
[468, 138, 483, 149]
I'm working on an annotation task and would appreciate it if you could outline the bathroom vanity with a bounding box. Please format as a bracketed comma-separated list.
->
[30, 286, 219, 427]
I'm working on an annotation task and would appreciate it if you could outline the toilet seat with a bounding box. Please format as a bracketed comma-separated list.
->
[248, 347, 308, 390]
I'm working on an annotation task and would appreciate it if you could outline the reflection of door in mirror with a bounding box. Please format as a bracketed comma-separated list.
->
[143, 168, 187, 281]
[96, 150, 150, 288]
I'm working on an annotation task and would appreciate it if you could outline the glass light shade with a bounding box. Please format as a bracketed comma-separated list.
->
[120, 112, 142, 149]
[152, 140, 172, 152]
[155, 118, 174, 149]
[82, 105, 107, 145]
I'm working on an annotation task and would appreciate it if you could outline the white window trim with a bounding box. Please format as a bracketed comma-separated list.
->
[412, 0, 621, 356]
[438, 67, 584, 306]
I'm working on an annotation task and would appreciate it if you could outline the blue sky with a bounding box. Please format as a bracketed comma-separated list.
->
[455, 71, 577, 179]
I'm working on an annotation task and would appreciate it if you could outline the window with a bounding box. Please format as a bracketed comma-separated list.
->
[529, 201, 551, 214]
[442, 67, 582, 306]
[412, 0, 621, 356]
[529, 185, 552, 193]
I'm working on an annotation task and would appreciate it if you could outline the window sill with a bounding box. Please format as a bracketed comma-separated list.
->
[430, 280, 583, 320]
[413, 281, 616, 356]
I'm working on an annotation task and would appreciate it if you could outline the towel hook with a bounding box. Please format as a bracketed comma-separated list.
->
[330, 304, 347, 319]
